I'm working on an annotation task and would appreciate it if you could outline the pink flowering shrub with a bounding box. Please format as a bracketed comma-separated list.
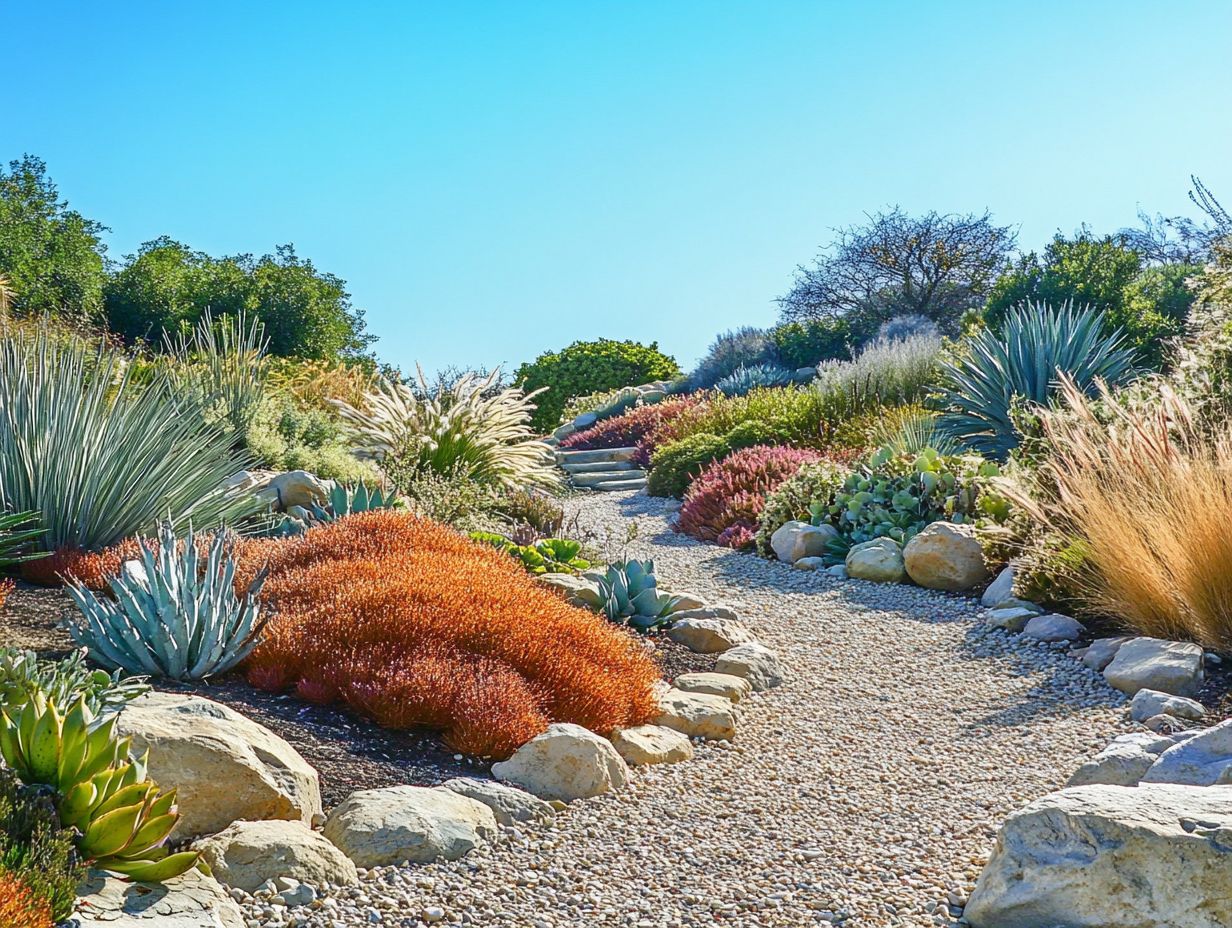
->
[561, 395, 703, 453]
[677, 445, 824, 548]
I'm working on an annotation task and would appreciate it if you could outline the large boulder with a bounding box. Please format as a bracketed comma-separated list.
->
[442, 777, 556, 826]
[1103, 637, 1204, 697]
[323, 786, 497, 868]
[117, 693, 322, 840]
[981, 564, 1016, 607]
[193, 820, 358, 893]
[610, 725, 694, 765]
[845, 538, 906, 583]
[1141, 718, 1232, 786]
[655, 688, 738, 740]
[902, 522, 990, 591]
[964, 783, 1232, 928]
[666, 617, 753, 654]
[491, 723, 630, 802]
[75, 869, 243, 928]
[769, 521, 838, 564]
[1066, 731, 1194, 788]
[257, 470, 329, 511]
[715, 642, 783, 691]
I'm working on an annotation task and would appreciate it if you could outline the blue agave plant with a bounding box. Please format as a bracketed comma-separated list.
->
[714, 363, 793, 397]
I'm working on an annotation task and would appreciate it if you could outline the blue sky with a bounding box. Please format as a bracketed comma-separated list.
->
[7, 1, 1231, 374]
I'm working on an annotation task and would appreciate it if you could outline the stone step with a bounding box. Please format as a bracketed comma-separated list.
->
[556, 446, 637, 466]
[591, 477, 647, 492]
[562, 459, 638, 475]
[571, 468, 647, 488]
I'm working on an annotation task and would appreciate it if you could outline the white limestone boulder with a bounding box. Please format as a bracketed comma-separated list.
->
[666, 617, 754, 654]
[769, 521, 838, 564]
[845, 538, 906, 583]
[715, 642, 783, 691]
[116, 693, 322, 840]
[964, 784, 1232, 928]
[902, 521, 990, 591]
[74, 869, 244, 928]
[673, 671, 752, 702]
[490, 723, 630, 802]
[655, 688, 738, 740]
[442, 777, 556, 826]
[193, 820, 358, 893]
[610, 725, 694, 765]
[1066, 731, 1195, 788]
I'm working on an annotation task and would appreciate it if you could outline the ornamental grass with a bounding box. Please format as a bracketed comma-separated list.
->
[677, 446, 825, 548]
[235, 511, 660, 757]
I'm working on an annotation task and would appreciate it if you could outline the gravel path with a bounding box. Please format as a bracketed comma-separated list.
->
[297, 491, 1131, 928]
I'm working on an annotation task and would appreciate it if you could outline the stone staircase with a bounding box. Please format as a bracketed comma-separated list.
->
[557, 446, 647, 492]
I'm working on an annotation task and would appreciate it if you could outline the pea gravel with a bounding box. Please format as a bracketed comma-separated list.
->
[274, 491, 1132, 928]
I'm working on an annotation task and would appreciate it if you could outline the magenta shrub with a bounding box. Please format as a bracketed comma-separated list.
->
[560, 395, 702, 452]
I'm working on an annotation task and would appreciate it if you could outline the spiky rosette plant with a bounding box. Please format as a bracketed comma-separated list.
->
[0, 693, 199, 881]
[677, 445, 824, 548]
[713, 363, 793, 397]
[577, 559, 688, 632]
[65, 522, 269, 681]
[334, 367, 560, 490]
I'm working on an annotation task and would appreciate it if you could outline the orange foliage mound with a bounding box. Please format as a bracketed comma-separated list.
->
[0, 871, 54, 928]
[236, 512, 661, 758]
[0, 578, 12, 611]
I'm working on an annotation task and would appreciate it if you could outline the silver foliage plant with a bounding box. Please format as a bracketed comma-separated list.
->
[0, 322, 259, 551]
[65, 522, 270, 681]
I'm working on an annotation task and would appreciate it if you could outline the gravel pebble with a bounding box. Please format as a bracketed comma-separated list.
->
[278, 491, 1130, 928]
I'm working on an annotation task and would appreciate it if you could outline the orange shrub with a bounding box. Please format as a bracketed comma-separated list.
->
[237, 511, 661, 757]
[0, 871, 54, 928]
[0, 578, 11, 611]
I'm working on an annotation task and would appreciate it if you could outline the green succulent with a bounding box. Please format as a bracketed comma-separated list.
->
[0, 692, 200, 882]
[470, 532, 591, 574]
[0, 648, 148, 720]
[581, 559, 688, 632]
[308, 481, 400, 523]
[809, 447, 1009, 562]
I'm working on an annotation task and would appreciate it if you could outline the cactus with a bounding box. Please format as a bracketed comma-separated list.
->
[65, 522, 268, 681]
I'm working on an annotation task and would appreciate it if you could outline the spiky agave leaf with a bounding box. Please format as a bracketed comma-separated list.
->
[935, 301, 1138, 459]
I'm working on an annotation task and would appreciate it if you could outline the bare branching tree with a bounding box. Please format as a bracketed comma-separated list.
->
[1120, 177, 1230, 265]
[776, 208, 1016, 333]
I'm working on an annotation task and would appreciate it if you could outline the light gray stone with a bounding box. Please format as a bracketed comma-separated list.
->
[671, 605, 739, 622]
[194, 820, 358, 893]
[793, 556, 826, 571]
[1103, 637, 1204, 696]
[117, 693, 322, 840]
[75, 869, 244, 928]
[258, 470, 329, 510]
[715, 642, 783, 691]
[985, 606, 1041, 632]
[769, 521, 838, 564]
[902, 521, 990, 591]
[1023, 613, 1086, 642]
[535, 572, 602, 608]
[442, 777, 556, 826]
[826, 564, 848, 579]
[1130, 688, 1206, 723]
[1142, 718, 1232, 786]
[980, 564, 1016, 608]
[1082, 636, 1131, 672]
[665, 616, 754, 654]
[673, 671, 752, 702]
[491, 723, 630, 802]
[323, 786, 497, 868]
[845, 537, 906, 583]
[964, 784, 1232, 928]
[656, 688, 738, 740]
[1066, 731, 1185, 788]
[610, 725, 694, 765]
[572, 412, 599, 430]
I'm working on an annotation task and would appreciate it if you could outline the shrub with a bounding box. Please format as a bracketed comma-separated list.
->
[815, 334, 942, 408]
[0, 323, 257, 553]
[756, 460, 848, 555]
[65, 522, 269, 681]
[770, 318, 853, 369]
[471, 533, 590, 574]
[714, 363, 793, 397]
[646, 433, 731, 498]
[1001, 376, 1232, 648]
[688, 327, 780, 390]
[678, 445, 824, 548]
[246, 392, 376, 484]
[334, 368, 559, 491]
[809, 448, 1009, 560]
[515, 339, 681, 432]
[877, 314, 941, 343]
[935, 301, 1138, 459]
[0, 768, 82, 923]
[395, 467, 503, 531]
[561, 395, 703, 452]
[237, 512, 660, 757]
[864, 405, 961, 456]
[490, 489, 565, 540]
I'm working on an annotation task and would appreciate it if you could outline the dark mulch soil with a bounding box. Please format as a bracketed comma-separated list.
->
[1, 583, 716, 810]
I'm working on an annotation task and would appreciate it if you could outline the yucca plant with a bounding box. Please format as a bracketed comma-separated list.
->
[0, 692, 199, 881]
[0, 511, 46, 568]
[714, 363, 793, 397]
[935, 301, 1138, 459]
[65, 522, 269, 680]
[0, 323, 260, 552]
[333, 367, 560, 490]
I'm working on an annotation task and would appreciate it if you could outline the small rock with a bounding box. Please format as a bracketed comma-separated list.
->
[1129, 689, 1206, 723]
[441, 777, 556, 826]
[845, 538, 906, 583]
[1103, 637, 1204, 696]
[1082, 636, 1131, 672]
[491, 723, 630, 802]
[666, 617, 754, 654]
[673, 672, 752, 702]
[980, 564, 1016, 607]
[985, 605, 1042, 632]
[715, 642, 783, 691]
[656, 688, 738, 740]
[793, 556, 826, 571]
[902, 521, 990, 591]
[610, 725, 695, 765]
[1141, 718, 1232, 786]
[826, 564, 848, 579]
[1023, 613, 1086, 643]
[194, 820, 358, 893]
[769, 521, 839, 564]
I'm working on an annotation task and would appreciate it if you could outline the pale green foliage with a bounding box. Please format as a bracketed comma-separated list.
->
[65, 522, 269, 680]
[578, 559, 688, 632]
[935, 301, 1138, 459]
[815, 334, 942, 407]
[334, 367, 560, 491]
[0, 648, 148, 718]
[0, 322, 258, 551]
[714, 363, 793, 396]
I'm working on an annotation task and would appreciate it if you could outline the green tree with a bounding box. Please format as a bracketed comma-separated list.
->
[983, 232, 1197, 362]
[0, 156, 108, 319]
[515, 338, 681, 432]
[104, 239, 371, 360]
